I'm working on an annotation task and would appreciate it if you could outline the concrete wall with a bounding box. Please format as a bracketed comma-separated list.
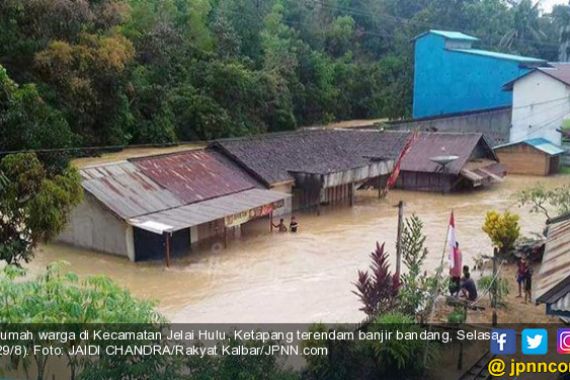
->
[413, 33, 532, 119]
[388, 107, 512, 146]
[511, 71, 568, 145]
[58, 193, 134, 260]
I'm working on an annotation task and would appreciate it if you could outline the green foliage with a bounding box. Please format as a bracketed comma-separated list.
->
[0, 65, 75, 152]
[478, 275, 510, 305]
[482, 210, 521, 255]
[399, 214, 431, 316]
[303, 314, 437, 379]
[447, 307, 466, 323]
[0, 263, 166, 380]
[370, 312, 437, 376]
[0, 0, 564, 149]
[518, 184, 570, 220]
[0, 153, 82, 265]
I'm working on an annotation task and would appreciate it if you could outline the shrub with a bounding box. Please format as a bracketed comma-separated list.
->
[482, 210, 520, 255]
[353, 242, 399, 317]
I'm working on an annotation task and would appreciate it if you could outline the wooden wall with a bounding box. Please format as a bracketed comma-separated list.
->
[397, 171, 456, 192]
[495, 144, 553, 176]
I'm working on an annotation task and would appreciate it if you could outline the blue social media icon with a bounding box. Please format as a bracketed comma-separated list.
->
[522, 329, 548, 355]
[490, 329, 516, 355]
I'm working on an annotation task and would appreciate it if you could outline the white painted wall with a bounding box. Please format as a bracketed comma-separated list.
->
[511, 71, 568, 146]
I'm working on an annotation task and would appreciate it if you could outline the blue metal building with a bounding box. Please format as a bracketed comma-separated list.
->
[412, 30, 547, 119]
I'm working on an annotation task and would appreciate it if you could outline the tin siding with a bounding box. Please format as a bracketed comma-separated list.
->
[58, 193, 132, 259]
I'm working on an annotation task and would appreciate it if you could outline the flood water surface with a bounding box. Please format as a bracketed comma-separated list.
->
[30, 175, 569, 323]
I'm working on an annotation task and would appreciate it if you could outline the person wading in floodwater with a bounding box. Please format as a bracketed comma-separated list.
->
[272, 218, 288, 232]
[289, 216, 299, 233]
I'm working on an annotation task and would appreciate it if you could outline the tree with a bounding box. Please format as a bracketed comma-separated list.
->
[482, 210, 521, 255]
[34, 33, 135, 145]
[0, 263, 167, 380]
[0, 153, 82, 266]
[553, 4, 570, 61]
[499, 0, 545, 55]
[518, 184, 570, 220]
[353, 242, 399, 317]
[0, 65, 75, 153]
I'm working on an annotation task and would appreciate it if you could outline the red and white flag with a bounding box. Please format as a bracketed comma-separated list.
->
[447, 211, 462, 277]
[385, 130, 418, 190]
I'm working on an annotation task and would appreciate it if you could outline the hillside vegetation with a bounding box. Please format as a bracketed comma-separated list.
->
[1, 0, 567, 151]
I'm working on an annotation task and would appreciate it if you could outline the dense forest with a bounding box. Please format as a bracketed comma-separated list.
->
[1, 0, 570, 151]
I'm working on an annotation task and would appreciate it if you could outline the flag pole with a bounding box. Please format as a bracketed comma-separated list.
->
[423, 209, 453, 366]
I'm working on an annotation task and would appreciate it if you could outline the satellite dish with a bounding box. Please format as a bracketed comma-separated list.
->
[429, 155, 459, 169]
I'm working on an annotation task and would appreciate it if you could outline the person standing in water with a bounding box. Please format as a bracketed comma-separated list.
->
[272, 218, 287, 232]
[289, 216, 299, 233]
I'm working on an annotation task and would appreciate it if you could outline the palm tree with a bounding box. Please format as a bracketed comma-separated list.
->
[500, 0, 546, 53]
[552, 3, 570, 61]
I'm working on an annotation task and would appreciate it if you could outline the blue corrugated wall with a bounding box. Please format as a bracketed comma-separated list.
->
[412, 34, 531, 119]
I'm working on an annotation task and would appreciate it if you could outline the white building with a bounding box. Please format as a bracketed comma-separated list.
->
[503, 63, 570, 146]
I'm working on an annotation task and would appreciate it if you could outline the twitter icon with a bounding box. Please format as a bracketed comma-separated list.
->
[522, 329, 548, 355]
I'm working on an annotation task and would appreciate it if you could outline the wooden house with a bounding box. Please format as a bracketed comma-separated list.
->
[395, 132, 506, 192]
[493, 138, 565, 176]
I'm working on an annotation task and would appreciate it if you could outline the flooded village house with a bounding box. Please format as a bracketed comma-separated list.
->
[58, 129, 407, 260]
[210, 129, 407, 211]
[57, 150, 290, 262]
[57, 127, 511, 261]
[393, 132, 506, 192]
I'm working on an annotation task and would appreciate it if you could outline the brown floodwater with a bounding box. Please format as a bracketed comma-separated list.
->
[28, 175, 569, 323]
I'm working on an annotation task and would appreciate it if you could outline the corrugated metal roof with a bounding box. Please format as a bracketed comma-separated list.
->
[538, 63, 570, 86]
[534, 218, 570, 303]
[400, 132, 493, 175]
[494, 138, 565, 156]
[129, 189, 291, 233]
[211, 129, 406, 186]
[504, 63, 570, 90]
[130, 150, 257, 205]
[526, 138, 566, 155]
[551, 293, 570, 313]
[414, 30, 479, 41]
[451, 48, 546, 63]
[81, 161, 183, 219]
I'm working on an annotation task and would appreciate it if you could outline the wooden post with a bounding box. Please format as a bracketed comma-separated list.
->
[378, 176, 382, 199]
[492, 247, 498, 326]
[164, 231, 171, 268]
[270, 210, 273, 232]
[224, 227, 228, 248]
[395, 200, 404, 276]
[349, 183, 354, 207]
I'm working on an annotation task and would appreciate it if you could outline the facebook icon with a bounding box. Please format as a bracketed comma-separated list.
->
[490, 329, 516, 355]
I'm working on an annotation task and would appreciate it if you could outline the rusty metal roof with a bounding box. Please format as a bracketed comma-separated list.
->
[129, 189, 290, 233]
[400, 132, 496, 175]
[130, 150, 257, 205]
[535, 218, 570, 304]
[81, 162, 183, 219]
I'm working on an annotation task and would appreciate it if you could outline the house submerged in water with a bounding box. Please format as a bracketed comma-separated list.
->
[392, 131, 506, 192]
[58, 129, 506, 262]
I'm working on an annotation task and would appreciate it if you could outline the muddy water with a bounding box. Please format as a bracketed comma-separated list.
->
[29, 175, 569, 323]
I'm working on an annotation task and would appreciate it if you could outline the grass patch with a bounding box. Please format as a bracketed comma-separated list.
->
[560, 166, 570, 175]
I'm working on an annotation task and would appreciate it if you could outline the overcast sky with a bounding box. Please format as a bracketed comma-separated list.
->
[539, 0, 569, 12]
